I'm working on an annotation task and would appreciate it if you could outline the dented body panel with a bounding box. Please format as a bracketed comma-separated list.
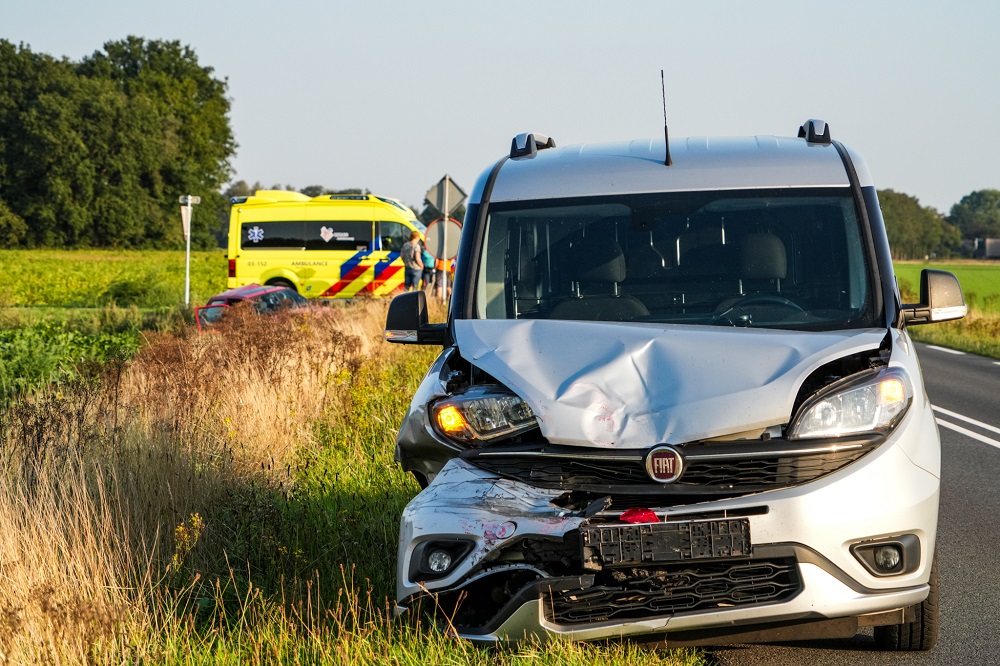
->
[453, 320, 887, 447]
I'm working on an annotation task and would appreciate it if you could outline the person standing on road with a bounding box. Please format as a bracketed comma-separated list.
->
[420, 240, 436, 291]
[401, 230, 424, 291]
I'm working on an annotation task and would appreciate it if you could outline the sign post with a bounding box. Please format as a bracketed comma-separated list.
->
[424, 176, 466, 302]
[179, 195, 201, 306]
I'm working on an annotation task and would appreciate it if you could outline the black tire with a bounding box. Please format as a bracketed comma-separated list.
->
[874, 554, 939, 651]
[266, 278, 296, 292]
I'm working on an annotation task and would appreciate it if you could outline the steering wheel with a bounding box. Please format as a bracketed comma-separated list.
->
[713, 294, 806, 326]
[726, 294, 805, 312]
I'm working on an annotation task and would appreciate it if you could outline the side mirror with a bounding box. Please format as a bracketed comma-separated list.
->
[901, 269, 967, 326]
[384, 291, 447, 345]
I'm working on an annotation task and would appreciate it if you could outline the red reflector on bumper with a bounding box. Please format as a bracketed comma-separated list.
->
[619, 508, 659, 524]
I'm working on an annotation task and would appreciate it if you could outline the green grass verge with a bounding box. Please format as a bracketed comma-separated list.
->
[0, 304, 191, 404]
[907, 317, 1000, 359]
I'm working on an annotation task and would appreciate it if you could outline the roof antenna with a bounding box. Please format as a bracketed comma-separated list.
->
[661, 70, 672, 166]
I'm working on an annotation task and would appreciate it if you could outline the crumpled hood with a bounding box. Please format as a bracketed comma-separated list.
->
[453, 319, 887, 448]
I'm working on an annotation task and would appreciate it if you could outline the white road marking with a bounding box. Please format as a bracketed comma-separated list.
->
[994, 361, 1000, 367]
[926, 345, 965, 355]
[932, 405, 1000, 436]
[936, 419, 1000, 450]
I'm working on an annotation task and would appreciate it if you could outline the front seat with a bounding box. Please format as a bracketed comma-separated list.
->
[549, 236, 649, 321]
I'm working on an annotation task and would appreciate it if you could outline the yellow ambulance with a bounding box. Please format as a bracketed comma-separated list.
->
[226, 191, 423, 298]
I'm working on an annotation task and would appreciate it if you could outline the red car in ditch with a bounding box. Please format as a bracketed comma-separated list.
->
[195, 284, 309, 332]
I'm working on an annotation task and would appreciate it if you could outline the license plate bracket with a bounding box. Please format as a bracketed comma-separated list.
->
[581, 518, 752, 568]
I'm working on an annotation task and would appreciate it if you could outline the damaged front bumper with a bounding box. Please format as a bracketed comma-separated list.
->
[396, 424, 938, 645]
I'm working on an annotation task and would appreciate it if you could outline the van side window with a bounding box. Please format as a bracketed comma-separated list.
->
[379, 221, 410, 252]
[241, 221, 305, 249]
[304, 221, 373, 251]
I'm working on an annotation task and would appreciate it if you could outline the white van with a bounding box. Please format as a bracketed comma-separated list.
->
[384, 121, 966, 650]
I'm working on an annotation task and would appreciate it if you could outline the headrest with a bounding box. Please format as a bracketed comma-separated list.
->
[740, 233, 787, 279]
[566, 235, 626, 282]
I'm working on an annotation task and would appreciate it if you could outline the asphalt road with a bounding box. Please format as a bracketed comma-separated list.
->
[712, 341, 1000, 666]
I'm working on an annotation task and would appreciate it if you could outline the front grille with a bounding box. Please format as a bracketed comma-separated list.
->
[543, 558, 801, 625]
[472, 456, 650, 486]
[681, 446, 870, 487]
[462, 435, 883, 496]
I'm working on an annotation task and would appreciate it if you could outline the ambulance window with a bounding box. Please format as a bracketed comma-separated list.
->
[242, 221, 305, 249]
[304, 221, 373, 251]
[378, 221, 410, 252]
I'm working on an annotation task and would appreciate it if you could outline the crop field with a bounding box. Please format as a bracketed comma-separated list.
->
[0, 249, 229, 308]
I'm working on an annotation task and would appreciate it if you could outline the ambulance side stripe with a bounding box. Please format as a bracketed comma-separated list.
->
[363, 265, 403, 293]
[361, 252, 402, 293]
[320, 250, 371, 297]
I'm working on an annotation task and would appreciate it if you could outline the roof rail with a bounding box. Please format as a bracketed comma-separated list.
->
[798, 119, 831, 145]
[510, 132, 557, 159]
[328, 194, 369, 200]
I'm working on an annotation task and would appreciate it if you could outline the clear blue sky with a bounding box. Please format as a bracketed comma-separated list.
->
[6, 0, 998, 214]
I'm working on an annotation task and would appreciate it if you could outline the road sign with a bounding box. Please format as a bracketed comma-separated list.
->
[424, 175, 466, 217]
[425, 218, 463, 261]
[180, 205, 192, 240]
[178, 194, 201, 306]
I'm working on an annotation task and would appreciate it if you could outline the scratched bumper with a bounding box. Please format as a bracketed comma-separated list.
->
[396, 433, 937, 643]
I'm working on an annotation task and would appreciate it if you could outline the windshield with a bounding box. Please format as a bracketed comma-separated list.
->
[474, 188, 876, 331]
[255, 289, 308, 313]
[197, 304, 228, 328]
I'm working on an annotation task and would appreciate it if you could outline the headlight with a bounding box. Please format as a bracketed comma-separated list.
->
[788, 368, 913, 439]
[431, 385, 538, 445]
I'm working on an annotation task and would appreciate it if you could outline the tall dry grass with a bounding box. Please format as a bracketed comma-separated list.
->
[0, 298, 403, 662]
[0, 456, 153, 663]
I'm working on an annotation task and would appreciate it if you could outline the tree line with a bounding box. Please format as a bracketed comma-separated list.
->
[879, 188, 1000, 260]
[0, 37, 234, 250]
[1, 38, 998, 258]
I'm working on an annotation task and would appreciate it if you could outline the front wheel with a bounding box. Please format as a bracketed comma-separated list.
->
[873, 554, 939, 651]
